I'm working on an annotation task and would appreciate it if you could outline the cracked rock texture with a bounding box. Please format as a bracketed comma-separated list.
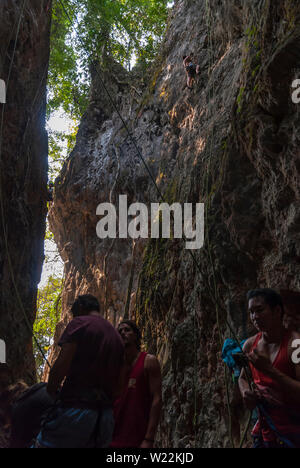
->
[0, 0, 51, 389]
[49, 0, 300, 447]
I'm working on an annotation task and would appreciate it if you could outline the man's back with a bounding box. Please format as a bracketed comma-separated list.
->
[59, 315, 124, 401]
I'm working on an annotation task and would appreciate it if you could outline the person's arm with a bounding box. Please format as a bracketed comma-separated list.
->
[183, 56, 190, 68]
[140, 355, 162, 448]
[238, 337, 260, 410]
[46, 342, 77, 399]
[248, 332, 300, 405]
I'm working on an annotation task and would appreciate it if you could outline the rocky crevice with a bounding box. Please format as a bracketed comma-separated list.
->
[0, 0, 51, 387]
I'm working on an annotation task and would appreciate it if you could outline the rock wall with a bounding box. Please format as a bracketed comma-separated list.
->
[0, 0, 51, 386]
[49, 0, 300, 447]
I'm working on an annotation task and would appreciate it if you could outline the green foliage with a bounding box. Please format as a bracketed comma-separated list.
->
[73, 0, 169, 67]
[48, 126, 77, 181]
[48, 0, 89, 120]
[34, 275, 63, 380]
[48, 0, 170, 118]
[236, 86, 245, 113]
[245, 26, 257, 40]
[44, 230, 54, 242]
[47, 0, 170, 178]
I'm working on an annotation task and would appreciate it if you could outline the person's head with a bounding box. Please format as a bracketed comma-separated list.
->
[71, 294, 100, 317]
[117, 320, 141, 351]
[247, 288, 284, 332]
[183, 55, 187, 61]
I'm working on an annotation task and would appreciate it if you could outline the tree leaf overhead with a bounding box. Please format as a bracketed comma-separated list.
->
[48, 0, 170, 120]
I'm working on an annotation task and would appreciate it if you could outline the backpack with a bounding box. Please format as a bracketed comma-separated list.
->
[10, 383, 54, 447]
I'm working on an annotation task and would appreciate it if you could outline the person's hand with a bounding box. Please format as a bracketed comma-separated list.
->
[247, 349, 273, 374]
[140, 439, 154, 449]
[242, 389, 260, 411]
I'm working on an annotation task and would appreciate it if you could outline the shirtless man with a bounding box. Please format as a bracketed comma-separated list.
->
[111, 320, 162, 448]
[239, 288, 300, 448]
[183, 53, 200, 89]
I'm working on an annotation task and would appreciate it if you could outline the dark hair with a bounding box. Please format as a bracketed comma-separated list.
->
[118, 320, 142, 351]
[71, 294, 100, 317]
[280, 290, 300, 306]
[183, 55, 187, 60]
[247, 288, 284, 316]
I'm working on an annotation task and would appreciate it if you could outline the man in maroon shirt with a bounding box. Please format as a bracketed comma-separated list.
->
[111, 320, 162, 448]
[34, 294, 124, 448]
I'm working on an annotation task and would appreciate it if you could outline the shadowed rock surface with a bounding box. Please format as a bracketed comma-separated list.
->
[0, 0, 51, 391]
[48, 0, 300, 447]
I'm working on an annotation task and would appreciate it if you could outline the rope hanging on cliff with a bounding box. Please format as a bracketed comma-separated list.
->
[0, 0, 52, 371]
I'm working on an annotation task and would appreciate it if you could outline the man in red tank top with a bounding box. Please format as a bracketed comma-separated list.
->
[111, 320, 162, 448]
[239, 288, 300, 448]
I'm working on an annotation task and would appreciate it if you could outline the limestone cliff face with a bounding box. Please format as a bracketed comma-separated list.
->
[49, 0, 300, 447]
[0, 0, 51, 386]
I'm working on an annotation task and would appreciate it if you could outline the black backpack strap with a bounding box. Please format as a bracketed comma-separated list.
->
[15, 383, 47, 404]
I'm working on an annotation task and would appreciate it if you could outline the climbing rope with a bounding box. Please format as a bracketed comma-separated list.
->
[0, 0, 52, 370]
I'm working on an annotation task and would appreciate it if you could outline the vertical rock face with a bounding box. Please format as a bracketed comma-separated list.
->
[50, 0, 300, 447]
[0, 0, 51, 386]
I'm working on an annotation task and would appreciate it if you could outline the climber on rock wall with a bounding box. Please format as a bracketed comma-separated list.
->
[183, 53, 200, 89]
[33, 294, 124, 448]
[239, 288, 300, 448]
[110, 320, 162, 448]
